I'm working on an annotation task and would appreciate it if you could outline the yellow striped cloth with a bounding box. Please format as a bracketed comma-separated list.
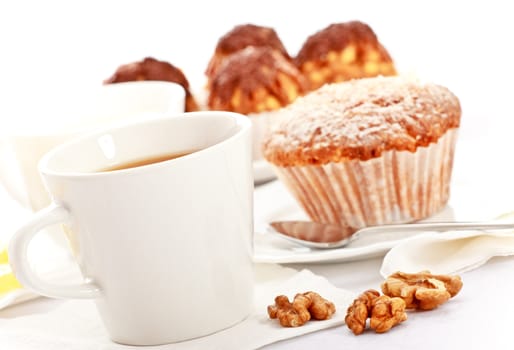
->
[0, 245, 22, 295]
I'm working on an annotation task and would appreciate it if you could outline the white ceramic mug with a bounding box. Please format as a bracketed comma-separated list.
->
[0, 81, 185, 212]
[8, 111, 254, 345]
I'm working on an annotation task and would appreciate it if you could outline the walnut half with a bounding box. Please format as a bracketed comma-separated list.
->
[345, 289, 379, 335]
[369, 295, 408, 333]
[267, 295, 311, 327]
[268, 291, 336, 327]
[345, 289, 407, 335]
[381, 271, 463, 310]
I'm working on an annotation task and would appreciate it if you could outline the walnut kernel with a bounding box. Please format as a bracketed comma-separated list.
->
[344, 289, 380, 335]
[381, 271, 463, 310]
[268, 292, 336, 327]
[369, 295, 407, 333]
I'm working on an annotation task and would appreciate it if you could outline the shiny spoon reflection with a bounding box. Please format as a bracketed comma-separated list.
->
[268, 220, 514, 249]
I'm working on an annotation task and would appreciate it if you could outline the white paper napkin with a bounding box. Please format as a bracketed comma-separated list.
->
[0, 263, 356, 350]
[380, 229, 514, 277]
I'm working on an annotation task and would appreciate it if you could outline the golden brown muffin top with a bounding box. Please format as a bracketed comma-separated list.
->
[205, 24, 291, 84]
[263, 76, 461, 166]
[295, 21, 393, 66]
[208, 46, 308, 114]
[213, 23, 289, 58]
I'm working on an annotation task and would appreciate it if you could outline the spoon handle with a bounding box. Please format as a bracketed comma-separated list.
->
[354, 221, 514, 238]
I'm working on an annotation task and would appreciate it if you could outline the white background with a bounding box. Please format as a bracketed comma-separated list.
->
[1, 0, 513, 181]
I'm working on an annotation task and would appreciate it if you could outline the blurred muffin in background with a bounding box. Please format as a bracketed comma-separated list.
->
[104, 57, 199, 112]
[208, 46, 307, 114]
[295, 21, 397, 91]
[208, 46, 308, 160]
[263, 76, 461, 228]
[205, 23, 290, 88]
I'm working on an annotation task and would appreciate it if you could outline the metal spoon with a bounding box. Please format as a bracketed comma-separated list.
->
[268, 220, 514, 249]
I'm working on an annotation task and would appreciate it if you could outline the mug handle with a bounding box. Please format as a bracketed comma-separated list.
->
[8, 204, 101, 299]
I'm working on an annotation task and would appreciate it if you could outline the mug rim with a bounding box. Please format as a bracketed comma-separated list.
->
[38, 111, 252, 178]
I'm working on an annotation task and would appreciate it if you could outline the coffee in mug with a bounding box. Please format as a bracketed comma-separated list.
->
[99, 150, 196, 172]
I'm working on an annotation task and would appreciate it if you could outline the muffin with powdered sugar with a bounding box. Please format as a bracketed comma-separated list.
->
[263, 76, 461, 228]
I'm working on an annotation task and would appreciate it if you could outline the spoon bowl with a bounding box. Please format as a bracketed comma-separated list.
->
[268, 220, 514, 249]
[269, 221, 355, 249]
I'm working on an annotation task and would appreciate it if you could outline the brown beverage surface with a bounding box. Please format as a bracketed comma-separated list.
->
[101, 151, 194, 172]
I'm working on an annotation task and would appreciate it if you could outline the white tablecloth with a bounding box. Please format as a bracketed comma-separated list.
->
[268, 256, 514, 349]
[254, 177, 514, 349]
[4, 257, 514, 350]
[2, 171, 514, 349]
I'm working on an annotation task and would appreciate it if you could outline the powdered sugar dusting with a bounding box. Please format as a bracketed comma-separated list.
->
[263, 76, 461, 166]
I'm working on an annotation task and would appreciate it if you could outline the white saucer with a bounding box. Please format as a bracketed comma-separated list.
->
[252, 178, 514, 264]
[253, 160, 276, 185]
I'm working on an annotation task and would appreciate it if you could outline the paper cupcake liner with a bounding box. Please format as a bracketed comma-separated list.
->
[274, 129, 458, 228]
